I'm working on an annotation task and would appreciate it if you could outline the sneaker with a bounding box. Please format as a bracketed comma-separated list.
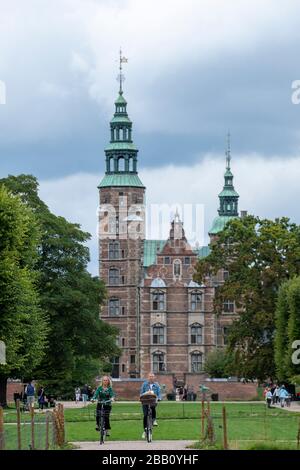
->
[142, 431, 146, 439]
[153, 420, 158, 426]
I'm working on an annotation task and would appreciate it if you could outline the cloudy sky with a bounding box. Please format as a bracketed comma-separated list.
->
[1, 0, 300, 274]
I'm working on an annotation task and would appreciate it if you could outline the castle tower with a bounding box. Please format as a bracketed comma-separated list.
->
[98, 52, 145, 378]
[209, 133, 239, 241]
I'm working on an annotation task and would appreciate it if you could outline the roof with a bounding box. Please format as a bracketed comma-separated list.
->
[208, 215, 238, 235]
[115, 93, 127, 105]
[194, 246, 211, 258]
[218, 188, 239, 197]
[110, 115, 132, 124]
[143, 240, 166, 267]
[98, 173, 145, 188]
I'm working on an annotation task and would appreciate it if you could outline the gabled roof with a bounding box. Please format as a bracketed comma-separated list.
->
[143, 240, 166, 267]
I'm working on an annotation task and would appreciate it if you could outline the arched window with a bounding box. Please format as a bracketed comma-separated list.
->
[109, 268, 120, 285]
[153, 351, 165, 373]
[152, 291, 165, 311]
[118, 157, 125, 172]
[128, 157, 133, 171]
[190, 323, 202, 345]
[109, 298, 120, 316]
[153, 323, 165, 344]
[111, 356, 120, 378]
[109, 157, 114, 172]
[109, 241, 120, 260]
[191, 291, 202, 311]
[173, 259, 181, 277]
[191, 351, 203, 373]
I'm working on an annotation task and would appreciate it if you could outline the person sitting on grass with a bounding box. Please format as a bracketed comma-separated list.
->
[91, 376, 115, 436]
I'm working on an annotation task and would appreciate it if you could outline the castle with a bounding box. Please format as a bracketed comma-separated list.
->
[98, 64, 242, 385]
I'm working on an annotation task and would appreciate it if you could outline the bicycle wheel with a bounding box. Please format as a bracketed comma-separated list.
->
[146, 410, 152, 443]
[100, 413, 106, 445]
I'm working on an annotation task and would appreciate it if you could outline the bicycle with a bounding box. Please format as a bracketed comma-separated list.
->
[94, 399, 112, 445]
[140, 393, 157, 443]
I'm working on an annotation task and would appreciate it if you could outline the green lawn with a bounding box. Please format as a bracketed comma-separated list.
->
[3, 402, 300, 450]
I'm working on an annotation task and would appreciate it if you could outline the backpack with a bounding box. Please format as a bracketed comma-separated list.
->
[26, 384, 34, 395]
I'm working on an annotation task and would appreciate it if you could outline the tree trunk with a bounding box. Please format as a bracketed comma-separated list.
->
[0, 375, 8, 408]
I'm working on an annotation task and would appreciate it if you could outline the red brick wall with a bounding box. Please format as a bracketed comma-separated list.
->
[7, 381, 24, 402]
[112, 378, 258, 401]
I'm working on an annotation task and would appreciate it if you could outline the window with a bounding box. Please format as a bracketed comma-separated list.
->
[122, 364, 125, 373]
[190, 323, 203, 345]
[191, 292, 202, 311]
[152, 291, 165, 311]
[111, 356, 120, 378]
[121, 338, 125, 347]
[191, 352, 203, 372]
[130, 355, 136, 364]
[109, 241, 120, 260]
[122, 306, 125, 315]
[164, 257, 171, 264]
[173, 259, 181, 276]
[109, 268, 120, 285]
[153, 351, 165, 373]
[109, 298, 120, 316]
[223, 327, 229, 345]
[153, 324, 165, 344]
[223, 299, 235, 313]
[184, 257, 191, 265]
[223, 270, 229, 281]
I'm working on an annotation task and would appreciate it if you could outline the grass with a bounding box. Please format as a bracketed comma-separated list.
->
[3, 402, 300, 449]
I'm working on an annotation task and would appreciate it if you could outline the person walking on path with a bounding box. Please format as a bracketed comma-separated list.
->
[140, 373, 161, 439]
[37, 386, 46, 411]
[25, 381, 35, 409]
[81, 384, 89, 405]
[279, 385, 289, 407]
[265, 388, 273, 408]
[75, 387, 81, 403]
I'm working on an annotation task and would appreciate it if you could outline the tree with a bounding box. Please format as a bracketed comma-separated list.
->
[0, 185, 48, 406]
[0, 175, 119, 396]
[275, 277, 300, 381]
[204, 349, 234, 378]
[194, 215, 300, 381]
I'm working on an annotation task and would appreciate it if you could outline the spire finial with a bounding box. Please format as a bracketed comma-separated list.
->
[226, 131, 231, 170]
[117, 48, 128, 94]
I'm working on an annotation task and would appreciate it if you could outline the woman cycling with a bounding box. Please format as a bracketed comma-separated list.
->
[91, 376, 115, 436]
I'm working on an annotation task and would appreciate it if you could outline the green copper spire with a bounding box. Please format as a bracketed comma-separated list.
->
[209, 133, 239, 235]
[98, 51, 144, 188]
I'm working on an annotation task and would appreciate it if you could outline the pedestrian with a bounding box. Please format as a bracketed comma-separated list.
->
[81, 384, 88, 405]
[279, 385, 289, 407]
[25, 381, 35, 409]
[265, 388, 273, 408]
[37, 386, 46, 411]
[75, 387, 81, 403]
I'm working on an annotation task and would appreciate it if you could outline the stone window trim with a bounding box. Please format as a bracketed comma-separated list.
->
[189, 290, 203, 312]
[152, 323, 165, 345]
[108, 297, 120, 317]
[152, 350, 166, 373]
[190, 323, 203, 345]
[108, 267, 124, 285]
[173, 259, 182, 278]
[109, 241, 120, 260]
[190, 350, 203, 373]
[151, 289, 166, 311]
[223, 299, 235, 314]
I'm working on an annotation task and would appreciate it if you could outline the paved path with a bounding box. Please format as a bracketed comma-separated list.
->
[72, 440, 195, 450]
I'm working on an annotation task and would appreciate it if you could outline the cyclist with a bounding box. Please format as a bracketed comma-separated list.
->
[140, 373, 161, 439]
[91, 376, 115, 436]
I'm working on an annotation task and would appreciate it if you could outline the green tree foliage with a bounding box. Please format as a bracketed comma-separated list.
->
[0, 175, 119, 397]
[194, 215, 300, 381]
[0, 185, 48, 405]
[275, 277, 300, 381]
[203, 349, 234, 378]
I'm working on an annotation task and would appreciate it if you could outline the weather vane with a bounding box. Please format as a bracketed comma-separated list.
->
[226, 131, 231, 170]
[117, 48, 128, 93]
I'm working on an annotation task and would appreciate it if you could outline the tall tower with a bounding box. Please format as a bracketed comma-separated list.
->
[209, 133, 239, 240]
[98, 52, 145, 378]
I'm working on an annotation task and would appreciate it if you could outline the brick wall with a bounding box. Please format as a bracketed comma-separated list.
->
[7, 381, 24, 402]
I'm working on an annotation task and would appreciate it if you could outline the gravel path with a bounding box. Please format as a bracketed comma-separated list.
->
[72, 440, 195, 450]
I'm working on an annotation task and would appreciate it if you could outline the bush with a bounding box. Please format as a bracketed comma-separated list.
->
[204, 350, 234, 378]
[166, 393, 176, 401]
